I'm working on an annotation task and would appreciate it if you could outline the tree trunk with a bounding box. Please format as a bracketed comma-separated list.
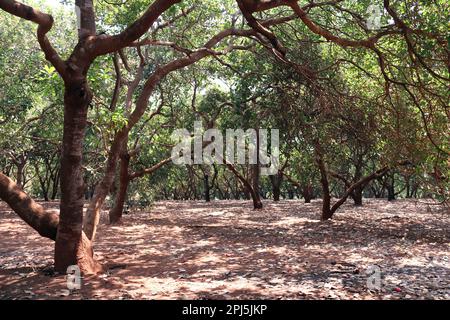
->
[0, 172, 59, 240]
[288, 188, 294, 200]
[302, 184, 314, 203]
[285, 174, 314, 203]
[372, 177, 385, 198]
[387, 185, 395, 201]
[225, 163, 261, 208]
[55, 81, 101, 274]
[314, 146, 333, 220]
[83, 130, 127, 240]
[252, 191, 263, 209]
[318, 165, 332, 220]
[251, 164, 263, 209]
[387, 174, 396, 201]
[16, 161, 25, 189]
[352, 186, 363, 206]
[243, 188, 251, 200]
[270, 173, 283, 202]
[405, 175, 411, 198]
[34, 164, 49, 201]
[273, 185, 281, 201]
[109, 153, 131, 224]
[204, 174, 211, 202]
[251, 130, 263, 209]
[50, 168, 60, 200]
[0, 172, 101, 274]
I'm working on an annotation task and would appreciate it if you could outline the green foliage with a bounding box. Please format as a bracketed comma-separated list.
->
[0, 0, 448, 204]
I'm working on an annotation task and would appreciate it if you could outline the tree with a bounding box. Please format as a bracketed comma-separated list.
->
[0, 0, 186, 273]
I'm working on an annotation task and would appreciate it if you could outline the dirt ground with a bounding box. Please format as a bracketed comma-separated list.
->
[0, 199, 448, 300]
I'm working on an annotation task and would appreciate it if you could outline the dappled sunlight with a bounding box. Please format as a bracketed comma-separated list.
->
[0, 199, 449, 299]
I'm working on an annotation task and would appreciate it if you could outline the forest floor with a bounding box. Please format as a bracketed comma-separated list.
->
[0, 199, 449, 300]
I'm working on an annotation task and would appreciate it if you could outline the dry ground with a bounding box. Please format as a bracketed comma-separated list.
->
[0, 199, 449, 300]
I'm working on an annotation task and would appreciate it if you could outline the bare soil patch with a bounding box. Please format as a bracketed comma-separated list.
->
[0, 199, 448, 300]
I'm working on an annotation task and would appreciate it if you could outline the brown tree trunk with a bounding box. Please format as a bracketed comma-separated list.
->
[252, 191, 263, 209]
[225, 163, 261, 208]
[387, 186, 395, 201]
[287, 188, 294, 200]
[302, 184, 314, 203]
[351, 161, 364, 205]
[109, 154, 131, 224]
[35, 168, 49, 201]
[83, 130, 127, 240]
[284, 174, 314, 203]
[109, 156, 172, 223]
[387, 174, 396, 201]
[251, 164, 263, 209]
[405, 175, 411, 198]
[55, 81, 101, 274]
[0, 172, 101, 274]
[269, 173, 283, 202]
[204, 174, 211, 202]
[352, 186, 363, 206]
[314, 144, 333, 220]
[0, 172, 59, 240]
[251, 130, 263, 209]
[16, 161, 25, 189]
[317, 159, 332, 220]
[318, 155, 392, 220]
[50, 168, 60, 200]
[34, 163, 49, 201]
[273, 186, 281, 201]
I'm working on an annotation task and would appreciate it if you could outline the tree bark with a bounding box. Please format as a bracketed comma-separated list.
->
[50, 167, 60, 200]
[273, 185, 281, 201]
[351, 186, 363, 206]
[204, 174, 211, 202]
[302, 184, 314, 203]
[387, 185, 395, 201]
[315, 150, 332, 220]
[269, 173, 283, 202]
[351, 157, 364, 206]
[251, 164, 263, 209]
[251, 129, 263, 209]
[224, 162, 261, 208]
[34, 162, 50, 201]
[387, 174, 396, 201]
[0, 172, 59, 240]
[83, 129, 127, 240]
[0, 172, 101, 274]
[287, 188, 294, 200]
[55, 81, 102, 274]
[16, 161, 25, 189]
[109, 154, 131, 224]
[284, 174, 314, 203]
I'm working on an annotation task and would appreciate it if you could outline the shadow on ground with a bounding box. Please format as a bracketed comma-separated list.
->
[0, 199, 448, 299]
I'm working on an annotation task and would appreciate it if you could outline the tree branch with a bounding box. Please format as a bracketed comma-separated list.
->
[92, 0, 182, 56]
[0, 0, 67, 77]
